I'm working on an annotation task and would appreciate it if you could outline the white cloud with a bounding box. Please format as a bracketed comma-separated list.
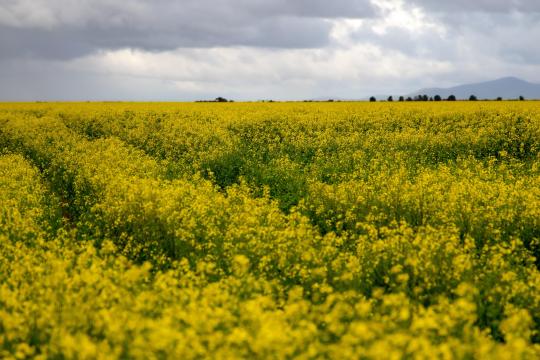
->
[63, 43, 453, 100]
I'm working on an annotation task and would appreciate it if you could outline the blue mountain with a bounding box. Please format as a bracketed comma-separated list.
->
[410, 77, 540, 100]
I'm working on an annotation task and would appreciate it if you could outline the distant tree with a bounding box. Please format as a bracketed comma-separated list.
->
[434, 95, 442, 101]
[369, 96, 377, 102]
[406, 97, 413, 102]
[215, 97, 228, 102]
[447, 95, 456, 101]
[496, 97, 503, 101]
[387, 96, 393, 102]
[519, 95, 525, 101]
[399, 96, 405, 102]
[429, 97, 434, 101]
[328, 99, 334, 102]
[422, 95, 429, 101]
[469, 95, 478, 101]
[414, 95, 422, 101]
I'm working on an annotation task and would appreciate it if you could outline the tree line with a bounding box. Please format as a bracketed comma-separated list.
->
[370, 95, 527, 102]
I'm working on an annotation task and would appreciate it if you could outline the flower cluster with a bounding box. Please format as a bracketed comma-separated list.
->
[1, 101, 539, 358]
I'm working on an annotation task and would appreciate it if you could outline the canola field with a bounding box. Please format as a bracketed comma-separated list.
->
[1, 101, 540, 359]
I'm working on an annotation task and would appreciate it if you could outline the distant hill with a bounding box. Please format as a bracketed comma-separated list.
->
[409, 77, 540, 100]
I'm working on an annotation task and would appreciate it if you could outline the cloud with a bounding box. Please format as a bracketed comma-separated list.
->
[0, 0, 376, 60]
[346, 1, 540, 69]
[0, 43, 455, 101]
[406, 0, 540, 13]
[0, 0, 539, 100]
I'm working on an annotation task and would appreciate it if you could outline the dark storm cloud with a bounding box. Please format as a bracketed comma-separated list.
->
[0, 17, 332, 60]
[0, 0, 375, 59]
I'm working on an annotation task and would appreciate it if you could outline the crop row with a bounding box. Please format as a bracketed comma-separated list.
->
[1, 102, 540, 358]
[0, 154, 538, 358]
[42, 103, 540, 261]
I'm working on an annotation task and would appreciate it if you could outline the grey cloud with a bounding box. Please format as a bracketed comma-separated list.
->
[348, 4, 540, 68]
[0, 17, 332, 60]
[433, 11, 540, 66]
[1, 0, 540, 102]
[0, 58, 189, 101]
[406, 0, 540, 13]
[350, 26, 453, 61]
[0, 0, 375, 59]
[0, 26, 91, 59]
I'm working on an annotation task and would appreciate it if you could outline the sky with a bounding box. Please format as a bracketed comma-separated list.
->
[0, 0, 539, 101]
